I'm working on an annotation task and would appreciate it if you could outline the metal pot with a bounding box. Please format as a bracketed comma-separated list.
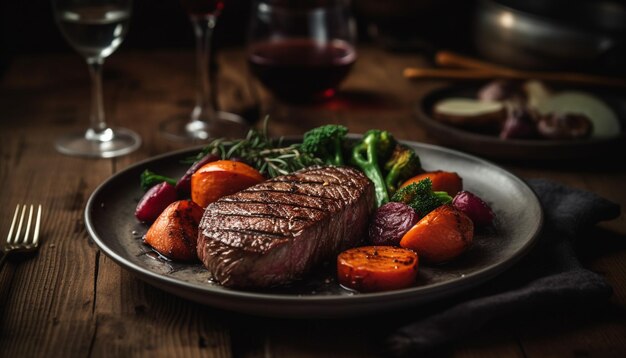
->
[473, 0, 626, 73]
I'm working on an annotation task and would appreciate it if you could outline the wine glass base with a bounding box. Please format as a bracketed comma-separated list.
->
[159, 111, 249, 142]
[55, 128, 141, 158]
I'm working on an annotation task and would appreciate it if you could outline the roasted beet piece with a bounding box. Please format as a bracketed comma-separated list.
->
[452, 191, 495, 227]
[135, 182, 178, 223]
[368, 202, 420, 246]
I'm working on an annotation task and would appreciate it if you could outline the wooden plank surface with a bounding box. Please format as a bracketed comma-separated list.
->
[0, 46, 625, 357]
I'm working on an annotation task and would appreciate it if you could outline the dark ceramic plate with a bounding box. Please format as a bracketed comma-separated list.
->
[84, 140, 542, 318]
[415, 85, 626, 161]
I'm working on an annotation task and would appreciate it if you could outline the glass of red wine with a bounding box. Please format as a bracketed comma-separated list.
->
[246, 0, 357, 103]
[159, 0, 248, 141]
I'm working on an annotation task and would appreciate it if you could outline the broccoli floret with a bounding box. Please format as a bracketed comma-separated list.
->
[351, 129, 398, 207]
[140, 169, 176, 192]
[391, 178, 452, 218]
[300, 124, 349, 166]
[370, 129, 396, 164]
[384, 144, 422, 195]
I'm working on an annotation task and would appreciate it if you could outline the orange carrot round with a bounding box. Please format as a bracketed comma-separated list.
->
[337, 246, 419, 292]
[400, 170, 463, 196]
[400, 204, 473, 263]
[144, 199, 204, 261]
[191, 160, 265, 208]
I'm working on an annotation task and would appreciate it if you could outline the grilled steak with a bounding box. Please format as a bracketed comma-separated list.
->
[197, 165, 375, 288]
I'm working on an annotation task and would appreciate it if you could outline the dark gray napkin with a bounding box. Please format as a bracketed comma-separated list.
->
[387, 179, 621, 356]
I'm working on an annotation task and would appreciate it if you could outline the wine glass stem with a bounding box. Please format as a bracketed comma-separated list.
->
[191, 15, 217, 123]
[86, 57, 112, 141]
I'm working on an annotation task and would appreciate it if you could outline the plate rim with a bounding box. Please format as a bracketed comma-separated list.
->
[84, 139, 543, 316]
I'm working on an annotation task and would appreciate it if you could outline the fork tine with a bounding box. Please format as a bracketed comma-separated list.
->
[22, 205, 34, 245]
[15, 205, 27, 245]
[6, 204, 20, 244]
[32, 205, 42, 246]
[11, 205, 27, 245]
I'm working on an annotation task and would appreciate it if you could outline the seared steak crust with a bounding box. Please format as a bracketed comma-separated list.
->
[197, 166, 375, 288]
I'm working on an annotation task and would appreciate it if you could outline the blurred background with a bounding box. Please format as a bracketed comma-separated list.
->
[0, 0, 472, 51]
[1, 0, 625, 77]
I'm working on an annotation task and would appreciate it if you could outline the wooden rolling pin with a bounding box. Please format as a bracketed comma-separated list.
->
[403, 51, 626, 87]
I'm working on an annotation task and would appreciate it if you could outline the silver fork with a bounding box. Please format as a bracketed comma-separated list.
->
[0, 204, 42, 268]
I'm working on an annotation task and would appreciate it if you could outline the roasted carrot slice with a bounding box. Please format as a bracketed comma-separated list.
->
[144, 199, 204, 261]
[400, 204, 473, 264]
[191, 160, 265, 208]
[400, 171, 463, 196]
[337, 246, 419, 292]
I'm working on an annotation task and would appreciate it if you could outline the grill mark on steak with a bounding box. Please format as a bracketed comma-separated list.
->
[247, 183, 360, 202]
[215, 199, 327, 213]
[245, 186, 345, 198]
[203, 227, 289, 238]
[202, 228, 291, 253]
[203, 212, 318, 238]
[207, 201, 326, 221]
[272, 170, 363, 188]
[271, 179, 362, 191]
[207, 211, 317, 222]
[289, 166, 364, 183]
[221, 191, 340, 211]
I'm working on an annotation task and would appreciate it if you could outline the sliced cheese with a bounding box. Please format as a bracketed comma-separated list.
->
[435, 98, 504, 117]
[433, 98, 506, 130]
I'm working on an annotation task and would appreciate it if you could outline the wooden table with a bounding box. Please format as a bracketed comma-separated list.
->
[1, 46, 625, 357]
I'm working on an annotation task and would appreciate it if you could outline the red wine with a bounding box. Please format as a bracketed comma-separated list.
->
[248, 38, 357, 102]
[180, 0, 224, 16]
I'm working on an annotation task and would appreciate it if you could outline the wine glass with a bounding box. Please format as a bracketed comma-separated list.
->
[53, 0, 141, 158]
[159, 0, 248, 142]
[247, 0, 357, 103]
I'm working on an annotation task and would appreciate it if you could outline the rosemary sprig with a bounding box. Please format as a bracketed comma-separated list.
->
[188, 118, 323, 178]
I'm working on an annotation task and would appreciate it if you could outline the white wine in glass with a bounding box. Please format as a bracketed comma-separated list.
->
[53, 0, 141, 158]
[158, 0, 248, 142]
